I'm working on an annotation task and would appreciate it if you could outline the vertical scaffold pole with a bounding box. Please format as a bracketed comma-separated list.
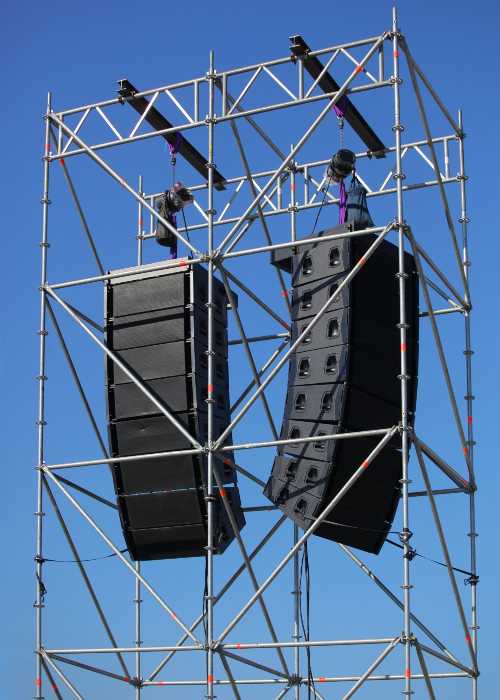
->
[457, 109, 478, 700]
[137, 175, 144, 265]
[290, 145, 297, 244]
[206, 48, 216, 700]
[35, 91, 52, 700]
[134, 561, 142, 697]
[392, 9, 412, 695]
[293, 523, 301, 698]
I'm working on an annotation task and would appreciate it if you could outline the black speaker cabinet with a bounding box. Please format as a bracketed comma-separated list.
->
[105, 259, 245, 561]
[265, 225, 419, 554]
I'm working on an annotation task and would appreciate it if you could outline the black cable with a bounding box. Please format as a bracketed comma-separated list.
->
[300, 513, 475, 580]
[37, 549, 128, 564]
[310, 175, 332, 238]
[181, 207, 192, 259]
[386, 539, 475, 578]
[299, 542, 315, 700]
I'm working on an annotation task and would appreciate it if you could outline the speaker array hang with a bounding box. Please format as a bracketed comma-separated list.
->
[265, 225, 419, 554]
[105, 260, 245, 561]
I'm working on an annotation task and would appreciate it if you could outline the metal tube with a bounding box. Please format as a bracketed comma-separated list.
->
[228, 118, 292, 310]
[49, 126, 105, 275]
[231, 339, 290, 414]
[414, 639, 437, 700]
[215, 224, 393, 448]
[217, 429, 396, 643]
[206, 49, 216, 700]
[40, 652, 84, 699]
[213, 469, 289, 676]
[219, 268, 279, 440]
[43, 447, 203, 471]
[228, 332, 290, 346]
[216, 34, 388, 253]
[142, 671, 469, 686]
[341, 636, 400, 700]
[420, 307, 464, 318]
[139, 174, 458, 238]
[416, 641, 475, 677]
[137, 175, 143, 265]
[48, 112, 200, 255]
[219, 649, 288, 680]
[47, 652, 131, 683]
[221, 225, 387, 262]
[219, 264, 290, 330]
[413, 442, 478, 672]
[392, 14, 412, 695]
[219, 652, 243, 700]
[52, 474, 117, 509]
[42, 476, 131, 678]
[400, 44, 461, 135]
[135, 560, 142, 697]
[406, 233, 473, 479]
[49, 255, 204, 290]
[54, 80, 392, 160]
[409, 225, 467, 310]
[293, 524, 301, 700]
[35, 92, 51, 700]
[44, 637, 396, 654]
[338, 543, 460, 662]
[45, 285, 201, 448]
[412, 435, 470, 491]
[402, 38, 470, 301]
[40, 656, 64, 700]
[142, 133, 455, 198]
[458, 108, 479, 700]
[42, 468, 201, 643]
[46, 301, 109, 458]
[221, 427, 392, 454]
[146, 516, 286, 681]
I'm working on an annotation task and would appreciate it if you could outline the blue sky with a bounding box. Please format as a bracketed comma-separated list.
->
[2, 1, 499, 698]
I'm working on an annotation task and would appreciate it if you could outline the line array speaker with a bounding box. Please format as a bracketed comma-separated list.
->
[265, 225, 419, 554]
[105, 260, 245, 561]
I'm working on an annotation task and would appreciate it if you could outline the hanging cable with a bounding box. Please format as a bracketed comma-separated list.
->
[310, 174, 332, 239]
[181, 206, 192, 259]
[386, 538, 475, 579]
[299, 513, 475, 581]
[35, 549, 128, 564]
[299, 542, 315, 700]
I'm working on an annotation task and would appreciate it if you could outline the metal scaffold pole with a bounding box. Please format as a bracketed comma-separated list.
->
[35, 10, 478, 697]
[457, 108, 479, 700]
[35, 91, 52, 700]
[391, 9, 413, 695]
[206, 47, 216, 700]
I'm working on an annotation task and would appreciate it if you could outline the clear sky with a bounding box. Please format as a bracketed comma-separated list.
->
[2, 1, 499, 698]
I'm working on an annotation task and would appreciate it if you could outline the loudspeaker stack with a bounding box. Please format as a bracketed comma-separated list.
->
[105, 260, 245, 561]
[265, 225, 419, 554]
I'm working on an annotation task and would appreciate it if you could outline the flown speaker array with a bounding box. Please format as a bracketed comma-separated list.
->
[265, 225, 419, 554]
[105, 261, 245, 561]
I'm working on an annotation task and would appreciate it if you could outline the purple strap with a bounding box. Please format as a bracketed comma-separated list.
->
[332, 95, 347, 119]
[338, 179, 347, 224]
[168, 132, 183, 156]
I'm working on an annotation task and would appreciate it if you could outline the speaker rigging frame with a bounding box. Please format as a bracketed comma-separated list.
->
[35, 8, 478, 699]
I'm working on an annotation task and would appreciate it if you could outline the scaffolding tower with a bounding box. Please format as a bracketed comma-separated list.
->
[35, 8, 479, 698]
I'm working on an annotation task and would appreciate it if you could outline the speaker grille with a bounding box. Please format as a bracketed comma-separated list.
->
[105, 260, 245, 560]
[266, 226, 419, 554]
